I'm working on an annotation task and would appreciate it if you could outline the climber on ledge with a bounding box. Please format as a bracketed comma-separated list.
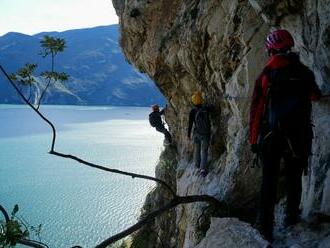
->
[249, 29, 321, 242]
[188, 91, 212, 177]
[149, 104, 172, 145]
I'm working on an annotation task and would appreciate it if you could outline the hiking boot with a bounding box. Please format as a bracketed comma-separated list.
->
[200, 169, 208, 177]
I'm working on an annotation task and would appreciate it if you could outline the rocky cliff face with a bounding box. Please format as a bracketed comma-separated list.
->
[112, 0, 330, 247]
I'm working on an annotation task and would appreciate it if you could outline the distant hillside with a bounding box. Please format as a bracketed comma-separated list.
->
[0, 25, 165, 106]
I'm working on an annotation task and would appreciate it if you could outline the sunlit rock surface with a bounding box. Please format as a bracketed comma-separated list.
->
[194, 218, 268, 248]
[112, 0, 330, 247]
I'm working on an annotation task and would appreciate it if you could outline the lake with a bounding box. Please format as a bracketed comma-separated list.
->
[0, 105, 163, 247]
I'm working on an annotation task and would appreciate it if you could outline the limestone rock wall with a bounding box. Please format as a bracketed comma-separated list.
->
[112, 0, 330, 247]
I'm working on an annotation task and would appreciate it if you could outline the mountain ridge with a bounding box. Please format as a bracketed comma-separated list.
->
[0, 24, 165, 106]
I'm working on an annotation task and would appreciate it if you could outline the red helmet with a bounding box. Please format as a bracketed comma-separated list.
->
[265, 29, 294, 51]
[152, 104, 160, 111]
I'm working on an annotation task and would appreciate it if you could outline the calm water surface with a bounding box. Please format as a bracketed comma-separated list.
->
[0, 105, 163, 247]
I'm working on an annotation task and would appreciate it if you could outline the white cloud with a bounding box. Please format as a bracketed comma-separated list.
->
[0, 0, 118, 36]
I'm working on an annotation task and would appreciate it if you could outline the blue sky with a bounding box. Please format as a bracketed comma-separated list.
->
[0, 0, 118, 36]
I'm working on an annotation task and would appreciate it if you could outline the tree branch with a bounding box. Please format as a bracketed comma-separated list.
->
[0, 65, 177, 197]
[0, 204, 10, 223]
[0, 65, 57, 152]
[95, 195, 223, 248]
[36, 77, 52, 110]
[18, 239, 49, 248]
[50, 151, 176, 197]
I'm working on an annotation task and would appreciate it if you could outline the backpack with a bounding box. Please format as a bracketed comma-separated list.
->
[194, 107, 211, 135]
[266, 62, 311, 132]
[149, 112, 159, 127]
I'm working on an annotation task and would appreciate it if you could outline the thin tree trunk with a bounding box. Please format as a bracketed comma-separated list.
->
[36, 53, 55, 109]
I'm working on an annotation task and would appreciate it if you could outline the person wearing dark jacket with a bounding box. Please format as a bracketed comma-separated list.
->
[188, 91, 212, 177]
[149, 104, 172, 145]
[249, 29, 321, 242]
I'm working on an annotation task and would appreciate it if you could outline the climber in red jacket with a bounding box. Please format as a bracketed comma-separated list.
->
[249, 29, 321, 242]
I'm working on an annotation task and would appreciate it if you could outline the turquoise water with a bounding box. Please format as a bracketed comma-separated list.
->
[0, 105, 163, 247]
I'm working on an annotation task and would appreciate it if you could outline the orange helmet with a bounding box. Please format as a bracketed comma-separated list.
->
[191, 91, 203, 105]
